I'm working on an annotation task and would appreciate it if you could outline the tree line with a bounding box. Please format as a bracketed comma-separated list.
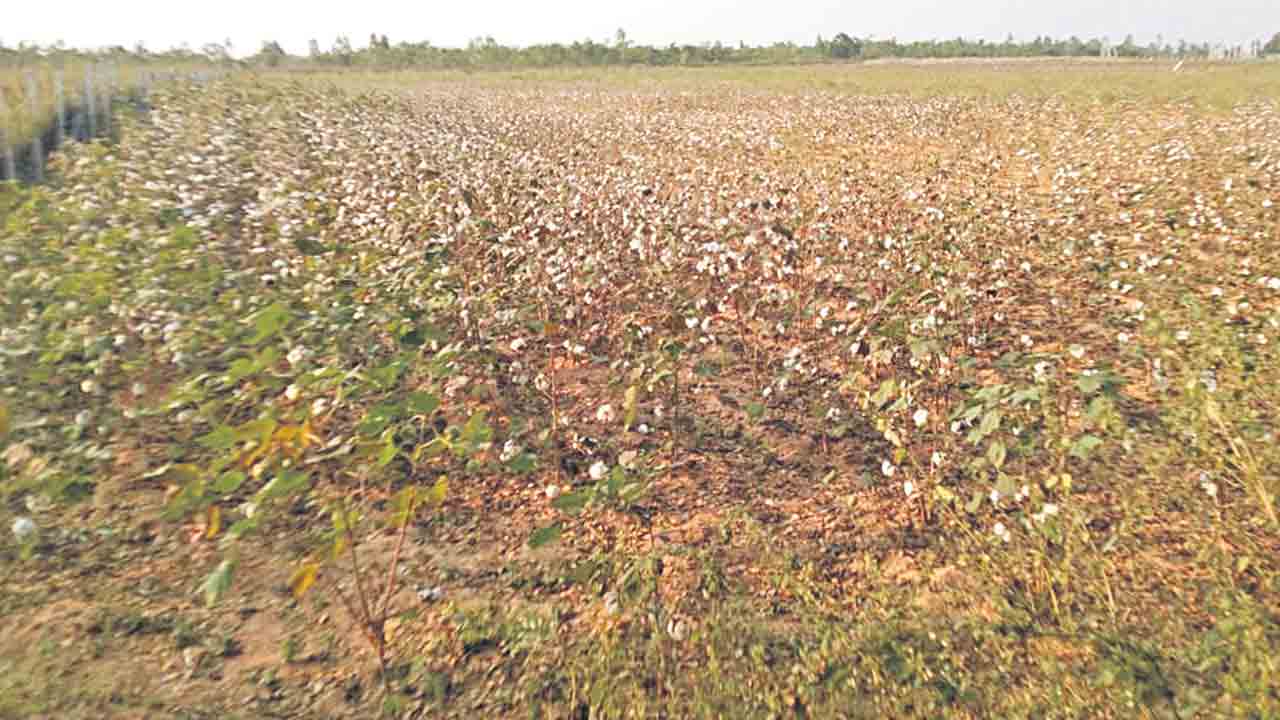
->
[4, 29, 1279, 71]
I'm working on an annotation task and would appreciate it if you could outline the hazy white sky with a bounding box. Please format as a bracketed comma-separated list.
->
[7, 0, 1279, 55]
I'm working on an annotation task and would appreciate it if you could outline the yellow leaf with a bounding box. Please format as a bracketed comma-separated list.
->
[384, 616, 403, 643]
[623, 386, 638, 431]
[238, 442, 270, 470]
[300, 420, 321, 448]
[206, 505, 221, 539]
[290, 562, 320, 599]
[0, 401, 9, 438]
[428, 476, 449, 506]
[1204, 399, 1223, 426]
[162, 463, 202, 486]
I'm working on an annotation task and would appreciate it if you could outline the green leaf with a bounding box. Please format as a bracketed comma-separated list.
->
[391, 486, 419, 527]
[377, 438, 398, 468]
[965, 491, 983, 514]
[357, 403, 401, 437]
[620, 483, 646, 504]
[293, 236, 330, 256]
[226, 514, 261, 539]
[398, 328, 426, 348]
[1070, 435, 1104, 461]
[870, 379, 897, 409]
[693, 361, 720, 378]
[212, 470, 246, 494]
[746, 402, 766, 421]
[235, 418, 277, 443]
[257, 470, 310, 503]
[552, 491, 591, 514]
[973, 384, 1008, 403]
[608, 465, 626, 494]
[459, 411, 492, 449]
[987, 440, 1008, 469]
[198, 425, 238, 451]
[979, 409, 1002, 436]
[202, 558, 237, 607]
[249, 302, 291, 345]
[528, 523, 562, 549]
[996, 473, 1017, 500]
[407, 392, 440, 416]
[1009, 388, 1042, 406]
[162, 471, 206, 520]
[506, 452, 537, 474]
[1076, 374, 1104, 395]
[1086, 395, 1113, 421]
[368, 358, 407, 389]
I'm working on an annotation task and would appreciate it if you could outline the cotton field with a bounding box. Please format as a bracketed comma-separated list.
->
[1, 69, 1278, 717]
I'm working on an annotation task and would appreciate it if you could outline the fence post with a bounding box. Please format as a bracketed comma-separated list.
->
[85, 65, 98, 140]
[25, 72, 44, 183]
[99, 64, 112, 138]
[54, 71, 66, 150]
[0, 95, 15, 182]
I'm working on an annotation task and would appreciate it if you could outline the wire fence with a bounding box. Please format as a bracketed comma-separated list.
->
[0, 65, 226, 184]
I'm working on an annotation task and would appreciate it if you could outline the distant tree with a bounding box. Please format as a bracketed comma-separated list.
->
[201, 41, 231, 63]
[1265, 32, 1280, 55]
[829, 32, 862, 59]
[256, 40, 287, 67]
[308, 38, 322, 58]
[332, 35, 354, 65]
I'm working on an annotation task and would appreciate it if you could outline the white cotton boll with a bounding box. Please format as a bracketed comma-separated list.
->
[596, 404, 616, 423]
[589, 461, 609, 481]
[603, 591, 621, 616]
[1033, 503, 1060, 524]
[882, 460, 896, 478]
[544, 484, 561, 500]
[912, 409, 929, 428]
[993, 522, 1011, 543]
[12, 517, 37, 541]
